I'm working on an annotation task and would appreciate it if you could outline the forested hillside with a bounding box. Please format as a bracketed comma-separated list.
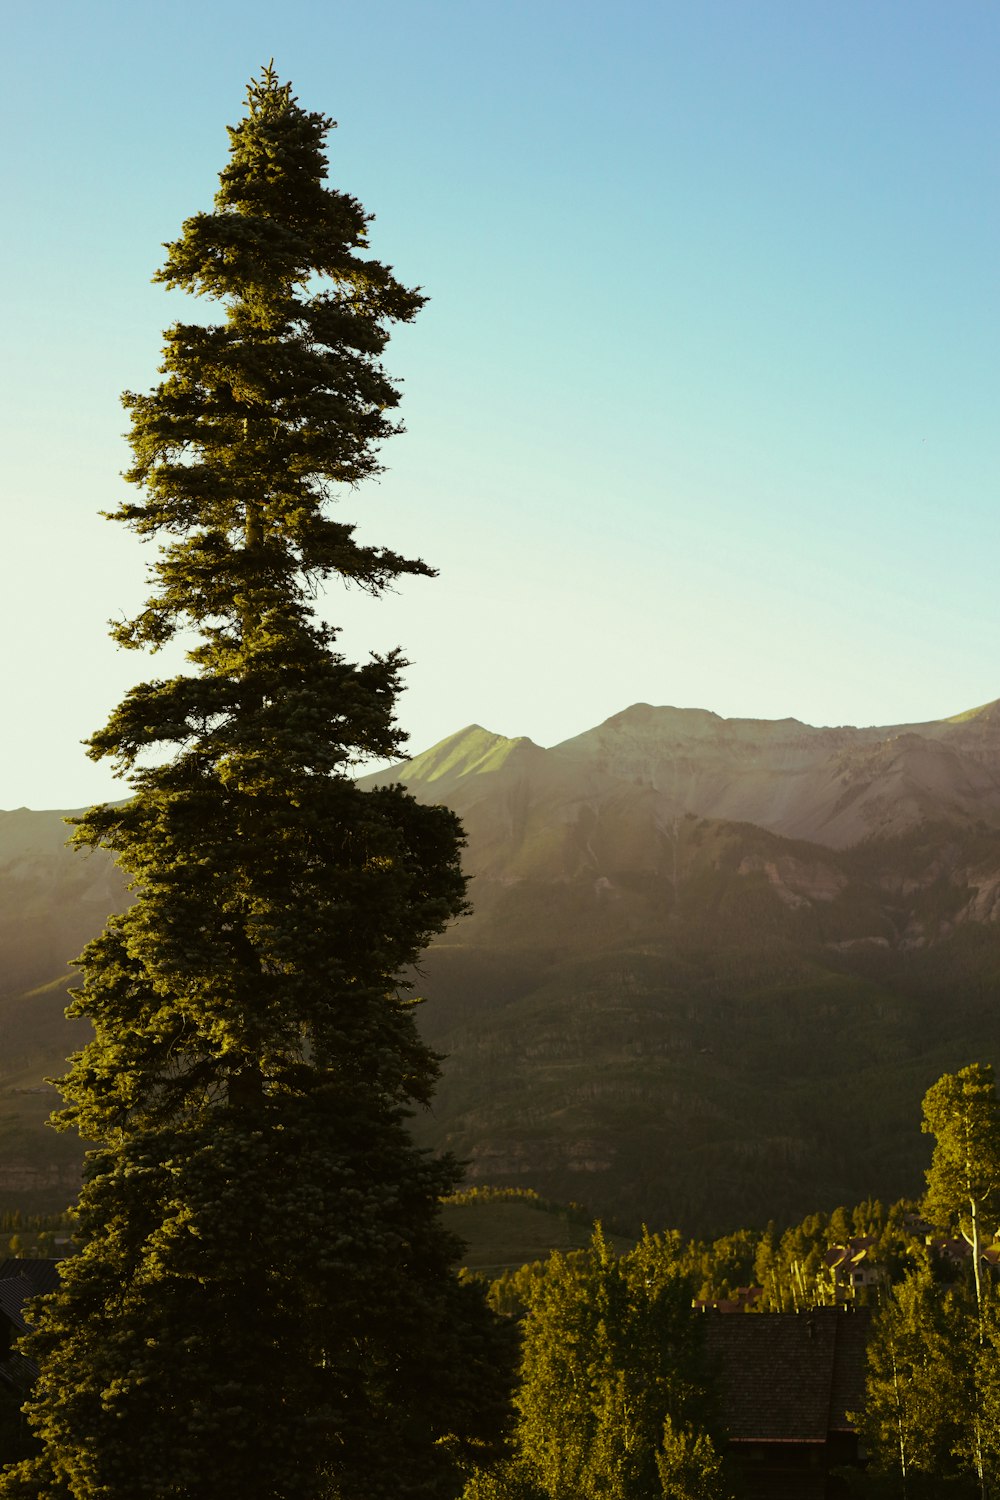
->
[7, 701, 1000, 1229]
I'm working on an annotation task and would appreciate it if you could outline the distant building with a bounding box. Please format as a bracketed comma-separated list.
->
[926, 1235, 1000, 1273]
[823, 1237, 882, 1297]
[928, 1236, 972, 1266]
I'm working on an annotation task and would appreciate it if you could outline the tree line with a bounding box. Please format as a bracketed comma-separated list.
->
[6, 1059, 997, 1496]
[460, 1061, 1000, 1499]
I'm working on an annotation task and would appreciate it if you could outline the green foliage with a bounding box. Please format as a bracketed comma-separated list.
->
[861, 1270, 974, 1484]
[461, 1460, 547, 1500]
[683, 1226, 757, 1303]
[854, 1065, 1000, 1498]
[467, 1228, 727, 1500]
[672, 1197, 926, 1314]
[857, 1265, 1000, 1497]
[923, 1064, 1000, 1230]
[655, 1414, 734, 1500]
[923, 1063, 1000, 1321]
[0, 68, 514, 1498]
[0, 1214, 72, 1263]
[463, 1064, 1000, 1500]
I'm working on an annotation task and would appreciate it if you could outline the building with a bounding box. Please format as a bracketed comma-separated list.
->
[823, 1237, 882, 1298]
[704, 1307, 870, 1499]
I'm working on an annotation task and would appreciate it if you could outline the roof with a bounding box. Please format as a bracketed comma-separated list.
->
[0, 1260, 61, 1297]
[828, 1311, 870, 1432]
[826, 1239, 877, 1270]
[0, 1278, 32, 1331]
[930, 1238, 972, 1263]
[704, 1309, 871, 1444]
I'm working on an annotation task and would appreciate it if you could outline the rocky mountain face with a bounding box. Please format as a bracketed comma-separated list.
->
[6, 700, 1000, 1229]
[371, 699, 1000, 858]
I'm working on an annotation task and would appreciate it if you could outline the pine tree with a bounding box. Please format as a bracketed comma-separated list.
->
[0, 67, 513, 1500]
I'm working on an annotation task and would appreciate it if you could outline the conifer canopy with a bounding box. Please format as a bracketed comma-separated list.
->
[0, 66, 513, 1500]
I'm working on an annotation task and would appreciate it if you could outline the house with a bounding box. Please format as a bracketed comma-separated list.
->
[928, 1236, 972, 1266]
[928, 1236, 1000, 1275]
[704, 1307, 870, 1499]
[823, 1237, 882, 1297]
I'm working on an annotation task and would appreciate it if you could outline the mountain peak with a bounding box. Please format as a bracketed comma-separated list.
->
[600, 703, 724, 732]
[362, 725, 541, 792]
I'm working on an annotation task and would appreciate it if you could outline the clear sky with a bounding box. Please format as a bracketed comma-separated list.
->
[4, 0, 998, 809]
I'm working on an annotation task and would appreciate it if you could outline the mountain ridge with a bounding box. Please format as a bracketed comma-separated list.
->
[357, 700, 1000, 1229]
[366, 699, 1000, 854]
[6, 698, 1000, 1230]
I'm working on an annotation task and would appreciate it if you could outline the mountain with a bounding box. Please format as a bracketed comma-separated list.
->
[360, 703, 1000, 1232]
[6, 700, 1000, 1230]
[0, 808, 126, 1207]
[367, 700, 1000, 857]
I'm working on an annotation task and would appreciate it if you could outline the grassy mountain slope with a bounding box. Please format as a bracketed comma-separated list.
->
[441, 1190, 633, 1275]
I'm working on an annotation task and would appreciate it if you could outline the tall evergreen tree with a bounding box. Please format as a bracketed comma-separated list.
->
[0, 67, 513, 1500]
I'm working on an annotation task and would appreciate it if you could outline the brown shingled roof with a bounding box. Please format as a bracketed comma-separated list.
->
[828, 1309, 870, 1433]
[0, 1260, 60, 1297]
[0, 1278, 32, 1333]
[704, 1309, 870, 1445]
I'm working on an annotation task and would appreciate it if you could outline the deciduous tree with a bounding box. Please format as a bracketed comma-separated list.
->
[920, 1064, 1000, 1497]
[923, 1063, 1000, 1331]
[475, 1228, 731, 1500]
[857, 1066, 1000, 1499]
[860, 1267, 971, 1494]
[0, 66, 513, 1500]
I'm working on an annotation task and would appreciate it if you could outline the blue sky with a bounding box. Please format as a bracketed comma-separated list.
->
[4, 1, 998, 807]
